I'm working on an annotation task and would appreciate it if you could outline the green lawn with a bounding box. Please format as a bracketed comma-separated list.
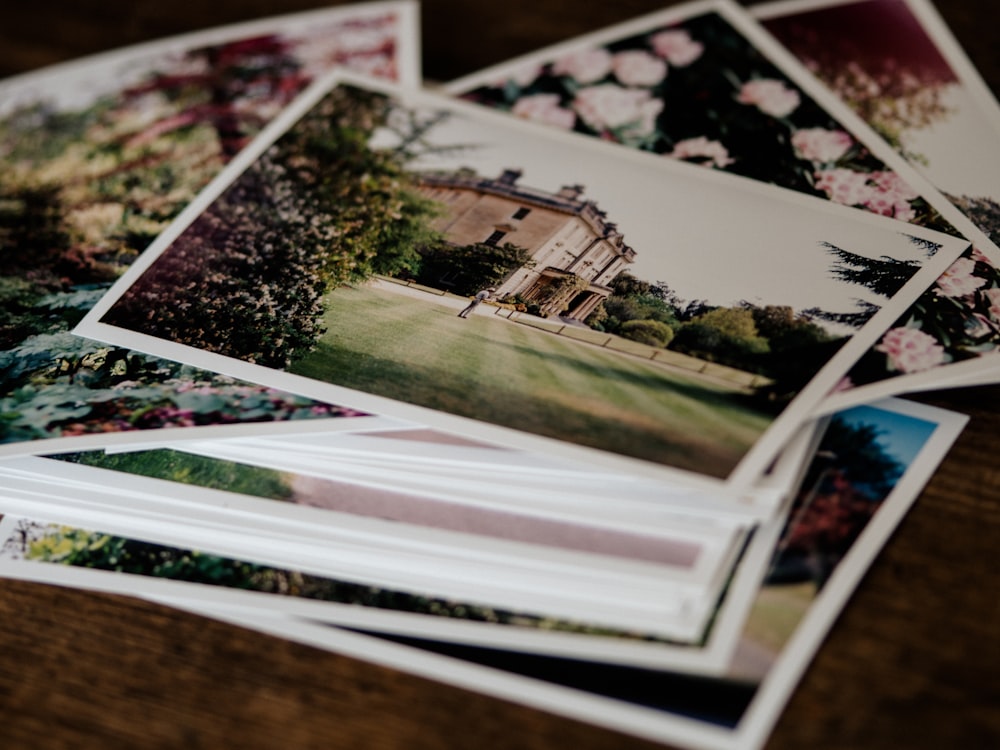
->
[289, 285, 774, 478]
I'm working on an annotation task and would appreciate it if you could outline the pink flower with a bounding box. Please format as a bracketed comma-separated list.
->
[496, 62, 542, 88]
[935, 257, 987, 297]
[863, 193, 916, 222]
[737, 79, 801, 118]
[875, 327, 946, 373]
[572, 84, 662, 139]
[612, 50, 667, 87]
[814, 168, 875, 207]
[552, 48, 613, 84]
[830, 375, 854, 394]
[965, 312, 997, 339]
[869, 171, 920, 201]
[649, 29, 704, 66]
[982, 287, 1000, 320]
[791, 128, 854, 163]
[511, 94, 576, 129]
[667, 136, 734, 168]
[971, 246, 992, 264]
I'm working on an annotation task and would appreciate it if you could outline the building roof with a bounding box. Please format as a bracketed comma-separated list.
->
[416, 167, 636, 259]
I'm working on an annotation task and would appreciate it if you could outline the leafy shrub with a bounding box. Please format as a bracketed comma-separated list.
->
[414, 241, 533, 297]
[670, 307, 769, 370]
[620, 319, 675, 347]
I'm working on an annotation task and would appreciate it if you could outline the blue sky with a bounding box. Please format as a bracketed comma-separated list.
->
[835, 404, 937, 469]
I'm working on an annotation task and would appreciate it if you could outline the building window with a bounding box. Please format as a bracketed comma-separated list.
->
[512, 207, 531, 220]
[484, 230, 507, 246]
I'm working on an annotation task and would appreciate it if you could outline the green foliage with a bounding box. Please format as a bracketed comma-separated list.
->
[0, 182, 71, 281]
[820, 416, 903, 500]
[58, 449, 294, 501]
[670, 306, 769, 370]
[0, 277, 53, 350]
[101, 86, 446, 368]
[619, 319, 675, 347]
[592, 272, 682, 334]
[414, 241, 533, 296]
[25, 525, 517, 624]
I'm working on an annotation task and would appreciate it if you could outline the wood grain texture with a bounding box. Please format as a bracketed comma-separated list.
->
[0, 1, 998, 748]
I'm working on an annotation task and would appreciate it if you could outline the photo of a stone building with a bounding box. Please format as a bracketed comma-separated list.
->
[416, 167, 637, 320]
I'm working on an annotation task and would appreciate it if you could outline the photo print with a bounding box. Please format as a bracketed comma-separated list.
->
[445, 0, 1000, 406]
[754, 0, 1000, 398]
[77, 72, 969, 497]
[0, 2, 419, 455]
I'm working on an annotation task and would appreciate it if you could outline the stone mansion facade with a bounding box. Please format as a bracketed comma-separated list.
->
[416, 168, 636, 320]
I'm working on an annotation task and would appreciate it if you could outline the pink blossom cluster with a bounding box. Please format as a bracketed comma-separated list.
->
[649, 29, 704, 66]
[511, 94, 576, 129]
[813, 168, 918, 221]
[875, 326, 946, 373]
[935, 257, 987, 298]
[736, 79, 801, 118]
[791, 128, 854, 163]
[985, 287, 1000, 321]
[666, 136, 734, 169]
[572, 84, 663, 139]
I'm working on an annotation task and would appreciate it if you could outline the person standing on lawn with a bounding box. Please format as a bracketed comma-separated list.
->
[458, 287, 496, 318]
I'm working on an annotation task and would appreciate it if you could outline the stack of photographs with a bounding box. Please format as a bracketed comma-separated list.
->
[0, 0, 993, 747]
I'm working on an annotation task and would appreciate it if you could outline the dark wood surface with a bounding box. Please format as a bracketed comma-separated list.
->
[1, 1, 998, 747]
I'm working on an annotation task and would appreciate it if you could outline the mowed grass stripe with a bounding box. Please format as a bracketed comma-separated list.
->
[291, 285, 773, 478]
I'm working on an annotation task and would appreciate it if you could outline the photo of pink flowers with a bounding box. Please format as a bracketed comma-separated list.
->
[454, 9, 942, 231]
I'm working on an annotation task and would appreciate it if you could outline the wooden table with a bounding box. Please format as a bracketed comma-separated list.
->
[0, 1, 998, 747]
